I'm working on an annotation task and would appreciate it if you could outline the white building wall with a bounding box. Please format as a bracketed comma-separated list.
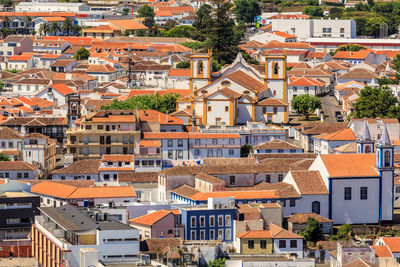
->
[273, 238, 303, 258]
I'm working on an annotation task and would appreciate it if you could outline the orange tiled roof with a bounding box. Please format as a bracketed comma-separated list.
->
[318, 128, 356, 141]
[289, 76, 323, 87]
[333, 50, 371, 60]
[138, 109, 183, 125]
[372, 245, 392, 257]
[43, 36, 100, 46]
[8, 55, 32, 61]
[237, 230, 272, 239]
[50, 83, 75, 96]
[272, 31, 296, 39]
[143, 132, 188, 139]
[187, 132, 240, 139]
[321, 154, 378, 178]
[383, 237, 400, 253]
[31, 181, 77, 199]
[129, 210, 173, 226]
[102, 155, 134, 162]
[140, 140, 161, 147]
[168, 69, 190, 77]
[189, 190, 278, 201]
[91, 115, 136, 123]
[40, 16, 66, 22]
[262, 40, 315, 49]
[109, 19, 148, 30]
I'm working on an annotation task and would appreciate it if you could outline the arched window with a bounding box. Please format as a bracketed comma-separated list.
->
[273, 62, 279, 75]
[312, 201, 320, 214]
[365, 146, 371, 153]
[197, 61, 204, 75]
[385, 150, 391, 167]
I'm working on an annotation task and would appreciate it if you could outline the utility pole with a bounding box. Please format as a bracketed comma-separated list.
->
[128, 46, 132, 88]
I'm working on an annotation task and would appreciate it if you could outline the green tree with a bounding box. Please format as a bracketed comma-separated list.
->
[209, 258, 226, 267]
[25, 16, 32, 35]
[334, 44, 367, 54]
[328, 7, 344, 18]
[392, 54, 400, 77]
[138, 4, 155, 18]
[240, 49, 259, 65]
[303, 6, 323, 17]
[193, 4, 213, 41]
[136, 29, 147, 37]
[163, 25, 199, 38]
[291, 94, 321, 120]
[101, 93, 179, 114]
[181, 41, 206, 50]
[122, 8, 130, 16]
[234, 0, 261, 24]
[0, 154, 10, 161]
[71, 24, 81, 36]
[50, 21, 60, 35]
[0, 0, 12, 7]
[353, 86, 400, 120]
[299, 218, 321, 243]
[208, 0, 242, 66]
[363, 16, 386, 37]
[39, 23, 49, 36]
[337, 224, 353, 240]
[74, 46, 90, 60]
[176, 61, 190, 68]
[240, 144, 253, 157]
[62, 17, 73, 36]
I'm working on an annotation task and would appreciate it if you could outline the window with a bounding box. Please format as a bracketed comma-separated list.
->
[396, 186, 400, 193]
[167, 140, 173, 147]
[209, 229, 215, 240]
[209, 216, 215, 227]
[225, 229, 231, 240]
[344, 187, 352, 200]
[290, 199, 295, 207]
[248, 240, 255, 249]
[200, 230, 205, 240]
[360, 187, 368, 200]
[24, 173, 29, 178]
[278, 149, 284, 153]
[385, 150, 391, 167]
[290, 240, 297, 248]
[225, 215, 231, 226]
[218, 215, 223, 226]
[225, 106, 229, 112]
[104, 174, 110, 181]
[194, 149, 200, 156]
[273, 107, 277, 114]
[279, 240, 286, 248]
[1, 142, 5, 148]
[200, 216, 205, 227]
[85, 125, 92, 130]
[290, 149, 296, 153]
[168, 150, 173, 159]
[229, 176, 235, 185]
[8, 142, 13, 148]
[278, 174, 283, 182]
[190, 230, 196, 240]
[190, 216, 196, 228]
[218, 229, 223, 240]
[212, 139, 218, 145]
[208, 106, 212, 112]
[229, 149, 234, 155]
[97, 125, 104, 130]
[260, 240, 267, 249]
[178, 140, 183, 147]
[273, 62, 279, 75]
[17, 173, 22, 179]
[312, 201, 320, 214]
[340, 27, 345, 33]
[266, 175, 271, 183]
[177, 150, 183, 159]
[293, 86, 297, 92]
[135, 160, 140, 166]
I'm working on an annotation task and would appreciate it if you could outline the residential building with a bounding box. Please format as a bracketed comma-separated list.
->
[253, 139, 304, 154]
[235, 224, 304, 257]
[7, 55, 33, 71]
[0, 161, 39, 180]
[128, 209, 184, 239]
[337, 68, 379, 86]
[32, 204, 140, 266]
[51, 159, 101, 181]
[66, 110, 141, 160]
[0, 36, 33, 57]
[288, 76, 324, 103]
[179, 197, 237, 242]
[98, 154, 134, 183]
[31, 181, 137, 207]
[16, 2, 89, 12]
[0, 191, 40, 240]
[313, 128, 356, 154]
[287, 213, 333, 235]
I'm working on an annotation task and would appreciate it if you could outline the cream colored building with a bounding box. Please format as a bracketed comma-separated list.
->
[66, 110, 141, 160]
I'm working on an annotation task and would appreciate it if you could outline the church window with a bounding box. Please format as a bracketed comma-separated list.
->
[360, 187, 368, 200]
[312, 201, 320, 214]
[208, 106, 212, 112]
[225, 106, 229, 112]
[385, 150, 391, 167]
[344, 187, 351, 200]
[273, 62, 279, 75]
[365, 146, 371, 153]
[197, 61, 204, 75]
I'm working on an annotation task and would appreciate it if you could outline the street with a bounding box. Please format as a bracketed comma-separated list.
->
[319, 94, 343, 123]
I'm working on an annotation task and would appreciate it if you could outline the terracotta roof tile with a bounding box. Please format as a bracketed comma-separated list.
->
[237, 230, 272, 239]
[118, 172, 158, 183]
[321, 154, 378, 178]
[317, 128, 356, 141]
[337, 68, 378, 80]
[254, 139, 302, 150]
[129, 210, 172, 226]
[195, 172, 225, 184]
[140, 140, 161, 147]
[287, 213, 332, 223]
[290, 170, 328, 195]
[51, 159, 101, 175]
[102, 155, 134, 162]
[382, 237, 400, 253]
[343, 258, 378, 267]
[258, 98, 289, 106]
[372, 245, 392, 257]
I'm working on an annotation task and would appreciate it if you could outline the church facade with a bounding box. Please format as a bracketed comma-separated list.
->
[176, 50, 289, 126]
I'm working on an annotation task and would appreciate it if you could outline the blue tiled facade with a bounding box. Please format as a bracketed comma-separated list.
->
[180, 208, 237, 242]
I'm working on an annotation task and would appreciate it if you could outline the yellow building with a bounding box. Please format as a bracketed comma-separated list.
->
[237, 230, 273, 254]
[66, 110, 141, 160]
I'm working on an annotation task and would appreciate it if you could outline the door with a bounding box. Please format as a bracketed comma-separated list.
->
[216, 118, 221, 127]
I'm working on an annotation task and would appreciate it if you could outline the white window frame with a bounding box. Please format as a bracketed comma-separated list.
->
[190, 216, 196, 228]
[225, 215, 231, 226]
[200, 230, 205, 240]
[225, 229, 231, 240]
[218, 229, 223, 240]
[190, 230, 196, 240]
[218, 215, 223, 227]
[209, 229, 215, 240]
[199, 216, 205, 227]
[209, 216, 215, 227]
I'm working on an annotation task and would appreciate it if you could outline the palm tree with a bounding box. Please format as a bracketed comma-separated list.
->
[39, 23, 49, 36]
[24, 16, 32, 35]
[71, 24, 81, 36]
[50, 22, 60, 36]
[62, 17, 73, 36]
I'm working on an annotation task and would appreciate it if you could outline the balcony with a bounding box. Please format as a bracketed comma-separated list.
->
[134, 153, 162, 159]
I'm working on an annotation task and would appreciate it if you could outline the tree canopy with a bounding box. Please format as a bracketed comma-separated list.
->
[137, 5, 155, 18]
[234, 0, 261, 24]
[299, 217, 321, 243]
[0, 154, 10, 161]
[333, 44, 367, 55]
[303, 6, 323, 17]
[101, 93, 179, 114]
[74, 46, 90, 61]
[352, 86, 400, 120]
[291, 94, 321, 120]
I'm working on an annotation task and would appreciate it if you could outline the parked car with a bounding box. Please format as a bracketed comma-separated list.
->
[335, 111, 343, 122]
